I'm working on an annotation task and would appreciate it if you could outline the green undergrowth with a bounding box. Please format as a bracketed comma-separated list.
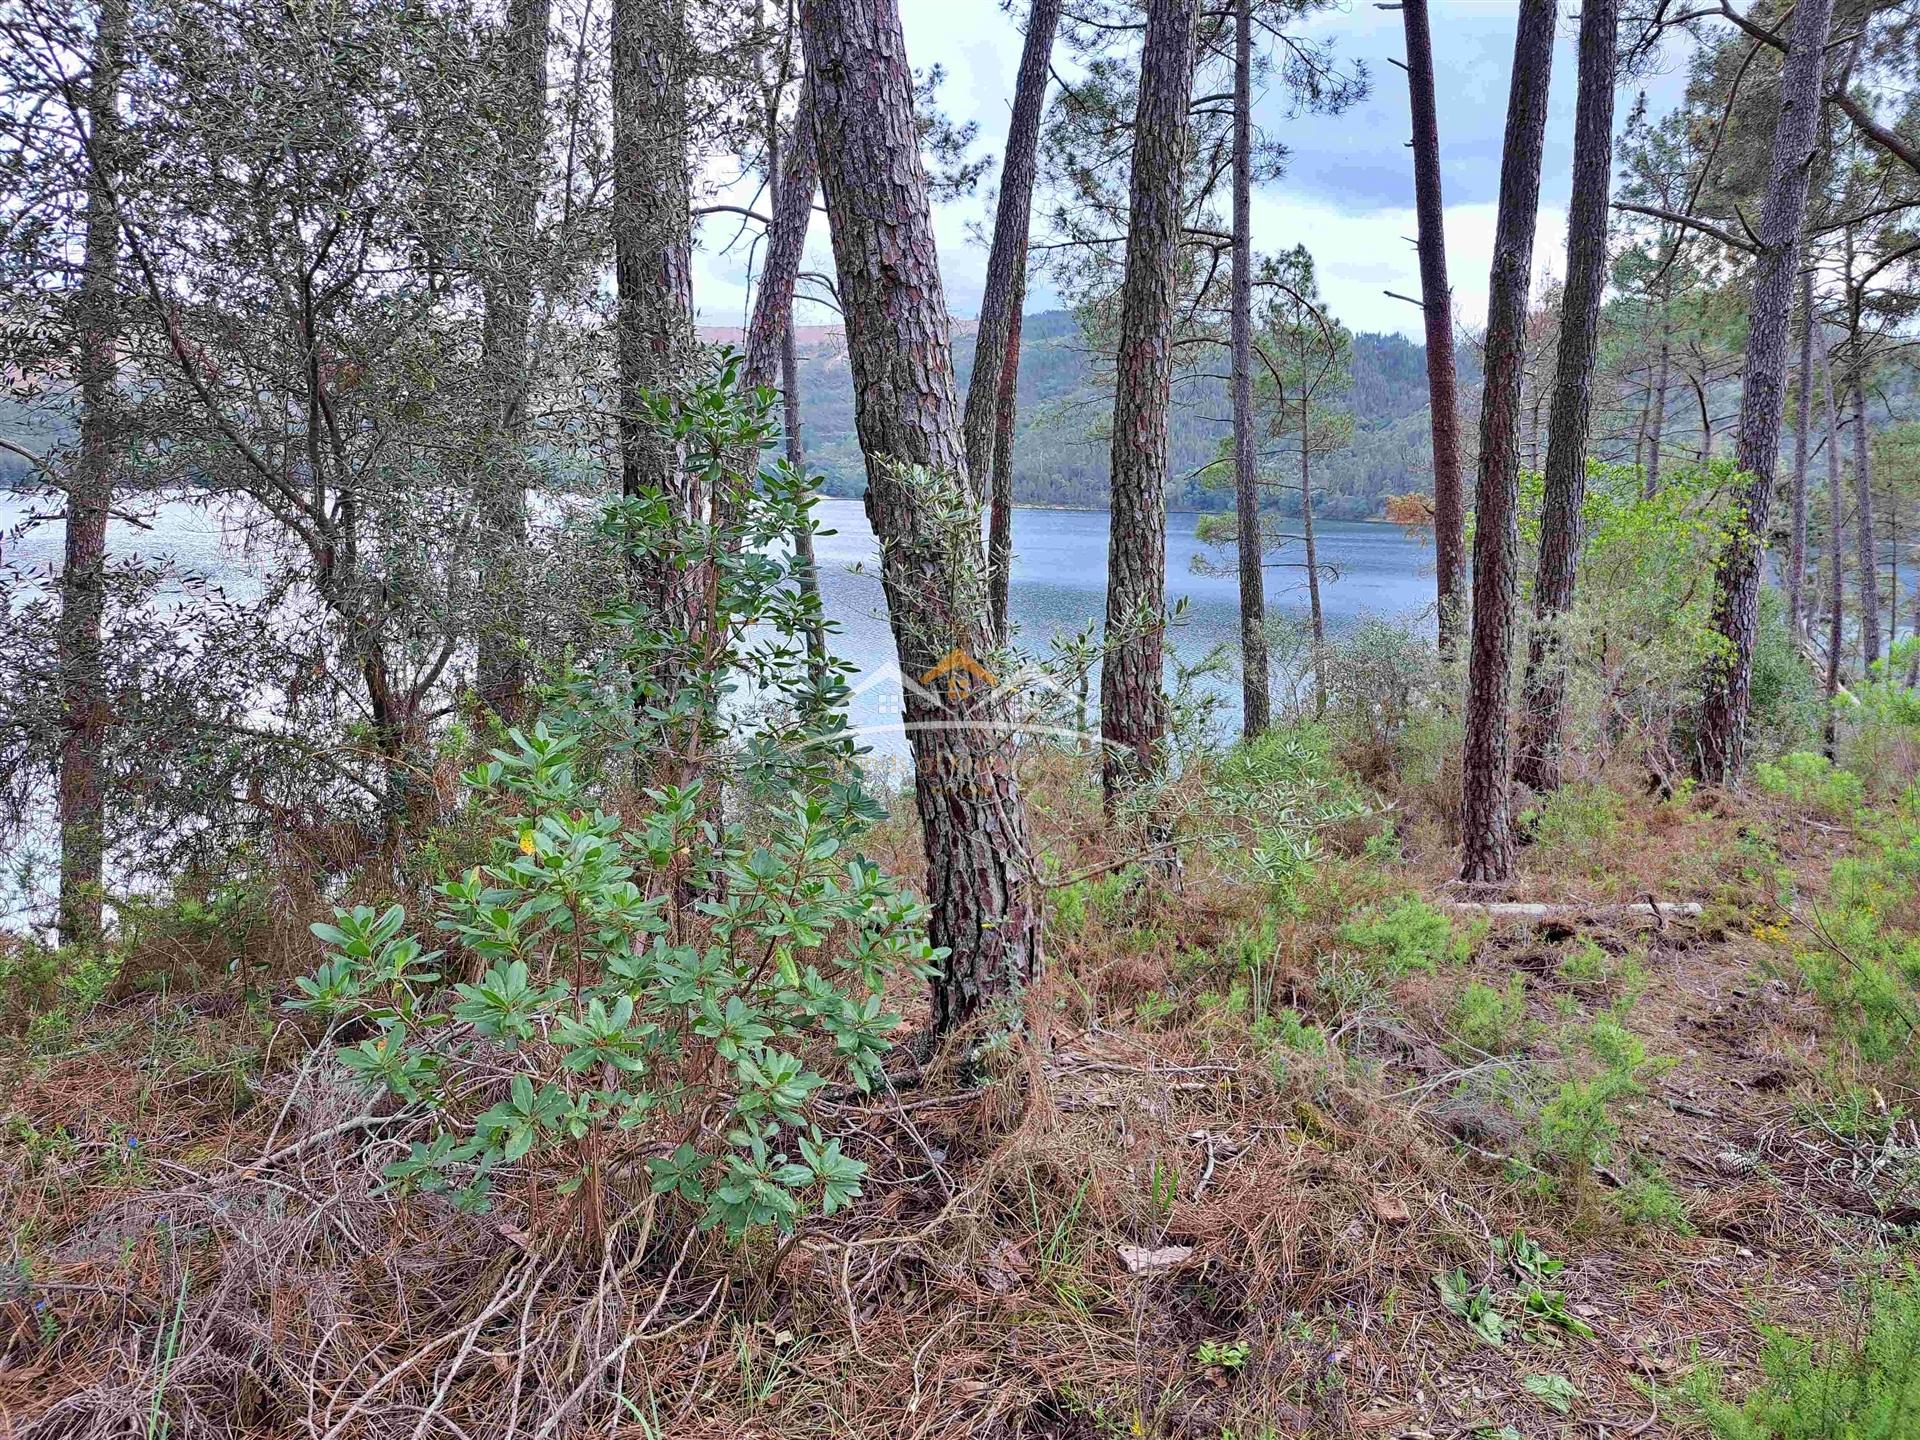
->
[1688, 1269, 1920, 1439]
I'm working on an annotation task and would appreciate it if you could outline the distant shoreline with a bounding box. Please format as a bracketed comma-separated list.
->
[816, 492, 1408, 525]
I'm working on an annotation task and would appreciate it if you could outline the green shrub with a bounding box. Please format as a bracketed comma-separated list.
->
[1612, 1165, 1694, 1233]
[1524, 783, 1623, 865]
[290, 376, 935, 1242]
[1755, 751, 1866, 821]
[298, 728, 927, 1238]
[1690, 1269, 1920, 1439]
[1534, 1016, 1668, 1173]
[1789, 790, 1920, 1067]
[1339, 895, 1471, 975]
[0, 942, 122, 1050]
[1454, 975, 1531, 1055]
[1202, 725, 1372, 908]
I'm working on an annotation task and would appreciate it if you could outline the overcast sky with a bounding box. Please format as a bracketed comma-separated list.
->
[691, 1, 1701, 343]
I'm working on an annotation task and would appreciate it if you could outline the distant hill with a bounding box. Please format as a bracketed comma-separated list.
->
[703, 310, 1466, 520]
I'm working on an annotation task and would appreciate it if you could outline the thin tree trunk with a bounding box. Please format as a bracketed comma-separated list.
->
[1515, 0, 1617, 795]
[1645, 320, 1671, 495]
[962, 0, 1059, 511]
[1300, 394, 1325, 707]
[1459, 0, 1556, 886]
[1694, 0, 1835, 784]
[1850, 353, 1880, 670]
[475, 0, 551, 722]
[1100, 0, 1198, 811]
[57, 0, 128, 949]
[1818, 328, 1845, 756]
[799, 0, 1044, 1034]
[1231, 0, 1268, 739]
[743, 86, 827, 667]
[1789, 266, 1813, 636]
[1398, 0, 1465, 651]
[987, 290, 1022, 643]
[611, 0, 696, 581]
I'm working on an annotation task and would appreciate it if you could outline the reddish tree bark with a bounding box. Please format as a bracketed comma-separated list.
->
[962, 0, 1060, 514]
[1397, 0, 1465, 652]
[743, 84, 818, 396]
[58, 0, 127, 948]
[1100, 0, 1198, 811]
[741, 85, 827, 664]
[475, 0, 552, 722]
[1695, 0, 1836, 783]
[987, 292, 1023, 642]
[799, 0, 1045, 1033]
[1850, 357, 1881, 670]
[1459, 0, 1555, 886]
[1817, 327, 1845, 756]
[1788, 266, 1813, 636]
[1514, 0, 1617, 795]
[1230, 0, 1269, 738]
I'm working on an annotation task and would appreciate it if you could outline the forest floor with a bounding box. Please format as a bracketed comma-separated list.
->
[2, 741, 1917, 1438]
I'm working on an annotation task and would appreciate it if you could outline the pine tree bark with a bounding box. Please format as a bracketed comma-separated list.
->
[745, 92, 828, 666]
[1850, 356, 1880, 670]
[1695, 0, 1835, 784]
[1100, 0, 1198, 810]
[1789, 267, 1813, 637]
[1459, 0, 1556, 886]
[1300, 392, 1326, 706]
[1397, 0, 1465, 652]
[987, 289, 1023, 642]
[1231, 0, 1269, 739]
[962, 0, 1059, 510]
[799, 0, 1045, 1034]
[612, 0, 696, 561]
[1514, 0, 1617, 795]
[1818, 328, 1845, 756]
[1645, 319, 1670, 495]
[58, 0, 128, 948]
[744, 85, 818, 396]
[475, 0, 552, 722]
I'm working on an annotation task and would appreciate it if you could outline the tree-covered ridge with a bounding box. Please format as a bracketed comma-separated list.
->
[712, 310, 1472, 518]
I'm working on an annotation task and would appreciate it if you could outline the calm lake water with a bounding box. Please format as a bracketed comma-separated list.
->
[2, 490, 1438, 753]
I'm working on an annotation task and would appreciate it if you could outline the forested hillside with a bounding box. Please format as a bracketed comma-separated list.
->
[728, 312, 1469, 517]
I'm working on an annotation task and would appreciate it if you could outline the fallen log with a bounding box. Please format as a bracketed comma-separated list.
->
[1438, 900, 1702, 923]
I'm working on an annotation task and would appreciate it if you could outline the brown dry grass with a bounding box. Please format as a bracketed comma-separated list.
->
[1, 752, 1914, 1439]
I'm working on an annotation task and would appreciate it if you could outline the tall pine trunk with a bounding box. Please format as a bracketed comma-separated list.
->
[1850, 353, 1880, 670]
[799, 0, 1044, 1034]
[1100, 0, 1198, 810]
[1818, 328, 1845, 756]
[475, 0, 551, 722]
[1230, 0, 1269, 738]
[1459, 0, 1556, 886]
[963, 0, 1059, 514]
[1514, 0, 1617, 794]
[58, 0, 128, 948]
[1789, 267, 1813, 637]
[987, 294, 1023, 642]
[1645, 319, 1670, 495]
[1397, 0, 1465, 651]
[611, 0, 696, 591]
[1694, 0, 1834, 783]
[743, 86, 828, 666]
[1300, 392, 1325, 707]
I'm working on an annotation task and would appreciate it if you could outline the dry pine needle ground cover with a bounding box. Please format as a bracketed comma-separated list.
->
[2, 754, 1917, 1439]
